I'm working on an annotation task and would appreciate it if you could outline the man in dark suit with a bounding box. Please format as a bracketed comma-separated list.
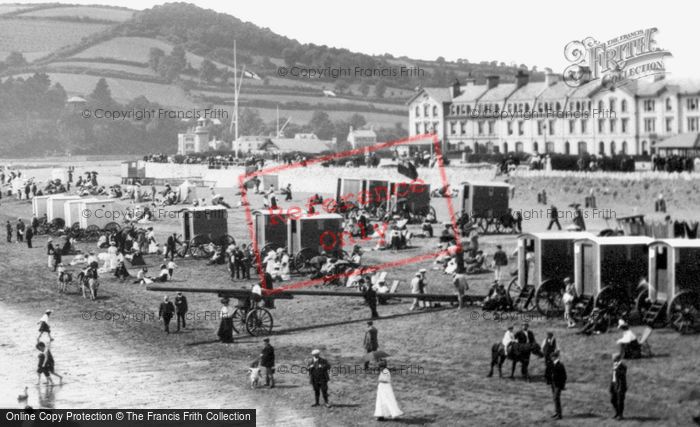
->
[158, 295, 175, 334]
[260, 338, 275, 388]
[550, 350, 567, 419]
[174, 292, 188, 332]
[165, 233, 179, 260]
[541, 331, 558, 385]
[514, 322, 536, 379]
[5, 220, 11, 243]
[308, 349, 331, 407]
[16, 218, 25, 242]
[25, 225, 33, 248]
[361, 280, 379, 319]
[363, 321, 379, 369]
[547, 205, 562, 230]
[610, 353, 627, 420]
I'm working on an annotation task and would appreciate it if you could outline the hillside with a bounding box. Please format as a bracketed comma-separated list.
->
[0, 2, 546, 156]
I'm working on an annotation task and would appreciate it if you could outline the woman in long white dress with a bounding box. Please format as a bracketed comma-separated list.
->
[374, 360, 403, 420]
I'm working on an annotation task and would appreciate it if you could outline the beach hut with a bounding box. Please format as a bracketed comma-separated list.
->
[253, 210, 289, 256]
[457, 181, 513, 233]
[79, 199, 116, 230]
[510, 231, 595, 316]
[64, 198, 97, 228]
[46, 195, 81, 221]
[645, 239, 700, 331]
[32, 195, 51, 218]
[573, 236, 653, 317]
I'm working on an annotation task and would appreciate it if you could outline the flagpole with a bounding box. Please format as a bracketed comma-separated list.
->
[233, 40, 239, 156]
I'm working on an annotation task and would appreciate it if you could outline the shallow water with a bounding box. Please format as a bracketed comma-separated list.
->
[0, 302, 315, 426]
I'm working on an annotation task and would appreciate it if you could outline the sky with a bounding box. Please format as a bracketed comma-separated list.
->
[8, 0, 699, 78]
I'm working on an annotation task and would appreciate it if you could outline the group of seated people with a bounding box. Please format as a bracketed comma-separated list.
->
[482, 281, 510, 311]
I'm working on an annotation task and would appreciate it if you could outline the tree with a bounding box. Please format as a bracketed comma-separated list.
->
[359, 82, 370, 97]
[89, 78, 114, 109]
[199, 59, 218, 83]
[148, 47, 165, 71]
[309, 111, 335, 140]
[436, 56, 446, 63]
[5, 51, 27, 68]
[374, 80, 387, 98]
[239, 108, 265, 135]
[348, 114, 366, 130]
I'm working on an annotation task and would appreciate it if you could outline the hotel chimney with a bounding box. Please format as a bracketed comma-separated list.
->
[451, 78, 462, 97]
[486, 75, 500, 89]
[515, 70, 529, 88]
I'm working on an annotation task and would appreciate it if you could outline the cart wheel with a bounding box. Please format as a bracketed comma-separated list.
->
[507, 277, 522, 307]
[189, 234, 213, 258]
[595, 286, 631, 322]
[231, 308, 247, 334]
[293, 248, 318, 274]
[635, 288, 651, 320]
[668, 291, 699, 334]
[85, 225, 101, 241]
[535, 279, 565, 318]
[104, 222, 121, 233]
[245, 307, 273, 336]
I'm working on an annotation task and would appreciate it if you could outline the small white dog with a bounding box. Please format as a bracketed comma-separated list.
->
[248, 366, 262, 389]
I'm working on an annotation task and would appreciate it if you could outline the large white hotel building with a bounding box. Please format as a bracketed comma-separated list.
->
[407, 70, 700, 156]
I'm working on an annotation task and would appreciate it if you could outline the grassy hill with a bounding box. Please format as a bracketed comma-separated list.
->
[0, 2, 547, 154]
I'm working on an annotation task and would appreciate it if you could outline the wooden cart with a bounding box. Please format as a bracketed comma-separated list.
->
[574, 236, 653, 321]
[509, 231, 594, 316]
[253, 211, 346, 273]
[643, 239, 700, 333]
[181, 206, 235, 258]
[457, 181, 514, 234]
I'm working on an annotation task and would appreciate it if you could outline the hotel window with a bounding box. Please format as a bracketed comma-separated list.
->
[687, 98, 699, 111]
[556, 102, 562, 111]
[503, 142, 508, 153]
[495, 104, 500, 113]
[549, 120, 555, 135]
[609, 98, 615, 112]
[478, 121, 484, 135]
[599, 141, 605, 154]
[688, 117, 699, 132]
[450, 122, 456, 135]
[666, 98, 673, 111]
[644, 118, 655, 132]
[666, 118, 673, 132]
[432, 106, 438, 117]
[565, 141, 571, 154]
[507, 121, 513, 135]
[581, 119, 587, 134]
[569, 120, 575, 134]
[460, 121, 466, 134]
[415, 123, 421, 134]
[515, 142, 524, 153]
[415, 106, 420, 117]
[598, 119, 605, 133]
[610, 141, 616, 155]
[537, 121, 544, 135]
[621, 141, 627, 154]
[575, 101, 580, 111]
[466, 105, 471, 115]
[643, 100, 655, 112]
[598, 100, 604, 112]
[518, 121, 524, 135]
[423, 105, 429, 116]
[524, 103, 529, 112]
[460, 105, 466, 115]
[488, 121, 495, 135]
[621, 100, 627, 112]
[508, 103, 513, 112]
[621, 118, 628, 133]
[609, 119, 616, 133]
[533, 141, 539, 153]
[546, 141, 554, 153]
[537, 103, 543, 113]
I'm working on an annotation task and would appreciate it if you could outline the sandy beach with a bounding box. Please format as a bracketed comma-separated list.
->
[1, 160, 699, 426]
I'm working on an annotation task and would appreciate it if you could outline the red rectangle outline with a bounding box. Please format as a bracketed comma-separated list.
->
[237, 134, 463, 294]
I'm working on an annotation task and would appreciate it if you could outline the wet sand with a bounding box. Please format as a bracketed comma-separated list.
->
[0, 302, 316, 426]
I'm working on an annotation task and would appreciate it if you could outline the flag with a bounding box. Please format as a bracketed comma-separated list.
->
[322, 90, 336, 97]
[243, 70, 262, 80]
[398, 161, 418, 180]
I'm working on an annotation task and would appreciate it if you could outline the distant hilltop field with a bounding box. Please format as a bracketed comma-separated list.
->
[0, 2, 545, 126]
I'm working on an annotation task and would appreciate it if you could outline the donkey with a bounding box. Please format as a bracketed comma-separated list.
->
[488, 341, 543, 379]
